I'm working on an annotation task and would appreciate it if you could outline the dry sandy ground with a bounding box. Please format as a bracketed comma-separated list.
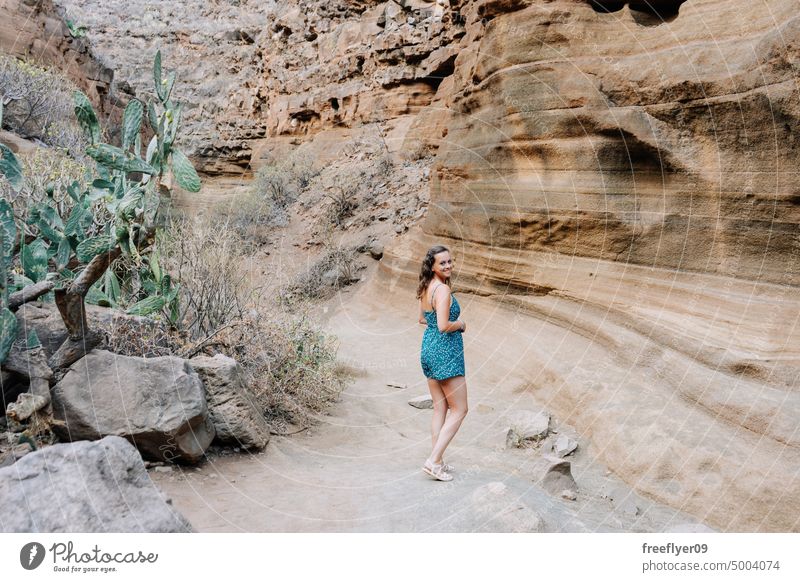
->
[149, 260, 711, 533]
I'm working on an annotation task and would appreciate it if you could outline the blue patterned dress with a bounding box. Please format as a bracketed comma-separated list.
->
[420, 286, 466, 380]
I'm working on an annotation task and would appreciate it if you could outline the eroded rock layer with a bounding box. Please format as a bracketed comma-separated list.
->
[382, 0, 800, 532]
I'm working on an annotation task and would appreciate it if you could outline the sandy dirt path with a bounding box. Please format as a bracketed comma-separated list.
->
[149, 263, 708, 532]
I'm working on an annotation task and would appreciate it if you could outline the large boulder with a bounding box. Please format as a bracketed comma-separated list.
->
[0, 436, 193, 532]
[51, 350, 215, 464]
[188, 354, 270, 450]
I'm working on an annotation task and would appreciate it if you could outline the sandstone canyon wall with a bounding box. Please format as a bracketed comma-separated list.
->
[384, 0, 800, 532]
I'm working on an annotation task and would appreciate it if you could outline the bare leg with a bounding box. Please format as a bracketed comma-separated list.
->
[427, 375, 468, 465]
[427, 378, 448, 448]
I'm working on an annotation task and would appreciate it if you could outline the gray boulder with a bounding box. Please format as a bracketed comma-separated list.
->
[188, 354, 270, 450]
[0, 436, 193, 532]
[51, 350, 215, 464]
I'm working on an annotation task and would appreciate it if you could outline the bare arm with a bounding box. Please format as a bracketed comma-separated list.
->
[435, 285, 464, 333]
[418, 299, 427, 324]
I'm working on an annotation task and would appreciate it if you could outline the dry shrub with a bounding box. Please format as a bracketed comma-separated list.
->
[238, 149, 322, 231]
[403, 139, 435, 161]
[252, 165, 295, 224]
[225, 190, 276, 248]
[157, 215, 254, 342]
[287, 150, 319, 190]
[280, 244, 363, 303]
[324, 180, 359, 228]
[0, 54, 87, 156]
[216, 301, 350, 429]
[159, 214, 348, 427]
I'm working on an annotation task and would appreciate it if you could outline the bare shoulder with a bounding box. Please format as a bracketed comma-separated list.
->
[431, 283, 452, 308]
[431, 282, 452, 296]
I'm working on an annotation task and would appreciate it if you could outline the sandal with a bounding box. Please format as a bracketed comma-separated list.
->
[423, 460, 453, 481]
[442, 461, 454, 472]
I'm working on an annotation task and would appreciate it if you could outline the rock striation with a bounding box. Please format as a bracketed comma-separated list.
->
[379, 0, 800, 531]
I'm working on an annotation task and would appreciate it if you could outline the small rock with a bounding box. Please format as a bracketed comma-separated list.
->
[553, 434, 578, 457]
[408, 395, 433, 409]
[6, 392, 49, 423]
[154, 466, 174, 474]
[561, 489, 577, 501]
[0, 441, 34, 469]
[531, 454, 577, 496]
[368, 241, 384, 260]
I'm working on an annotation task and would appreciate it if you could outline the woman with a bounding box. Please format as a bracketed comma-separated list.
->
[417, 245, 468, 482]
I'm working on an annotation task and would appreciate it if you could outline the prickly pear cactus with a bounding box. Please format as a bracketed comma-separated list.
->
[0, 50, 200, 358]
[0, 198, 17, 363]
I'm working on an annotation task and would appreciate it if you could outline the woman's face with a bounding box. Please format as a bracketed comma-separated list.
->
[432, 250, 453, 280]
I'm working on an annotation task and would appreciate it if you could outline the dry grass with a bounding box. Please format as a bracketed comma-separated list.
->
[157, 215, 256, 341]
[280, 243, 363, 304]
[100, 314, 183, 358]
[0, 54, 87, 156]
[234, 150, 322, 230]
[216, 301, 350, 429]
[324, 181, 359, 228]
[158, 214, 349, 428]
